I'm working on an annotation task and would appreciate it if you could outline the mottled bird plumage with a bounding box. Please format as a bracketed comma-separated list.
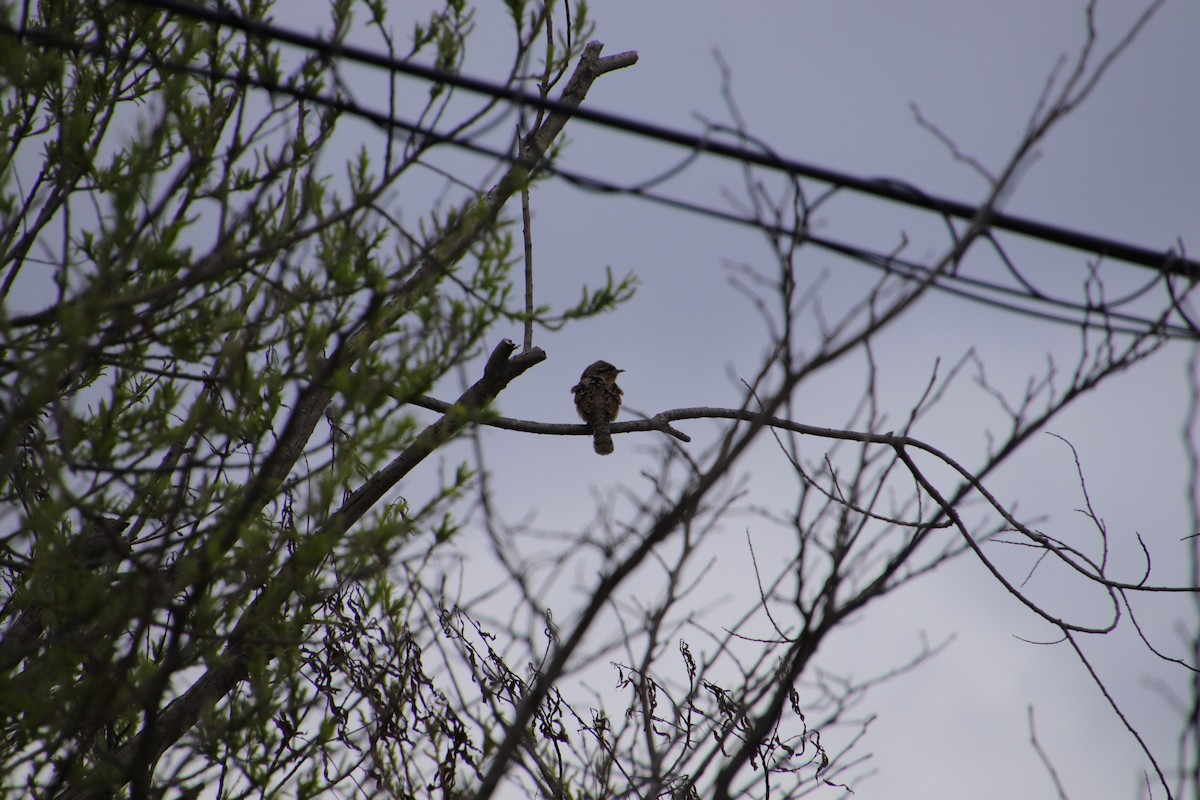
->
[571, 360, 624, 455]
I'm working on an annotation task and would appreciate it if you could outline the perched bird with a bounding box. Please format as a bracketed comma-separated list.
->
[571, 360, 624, 455]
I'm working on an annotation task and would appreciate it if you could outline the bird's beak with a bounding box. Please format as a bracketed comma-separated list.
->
[617, 369, 626, 373]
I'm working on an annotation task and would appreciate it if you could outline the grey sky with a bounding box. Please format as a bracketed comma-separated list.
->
[23, 1, 1185, 796]
[422, 1, 1197, 797]
[9, 0, 1190, 796]
[119, 0, 1196, 795]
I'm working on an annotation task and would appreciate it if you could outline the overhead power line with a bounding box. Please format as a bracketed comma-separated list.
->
[6, 6, 1197, 337]
[117, 0, 1197, 279]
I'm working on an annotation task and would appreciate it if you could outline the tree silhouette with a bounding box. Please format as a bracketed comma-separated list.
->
[1, 1, 1194, 798]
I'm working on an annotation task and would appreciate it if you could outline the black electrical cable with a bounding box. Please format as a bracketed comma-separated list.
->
[3, 14, 1196, 338]
[110, 0, 1198, 279]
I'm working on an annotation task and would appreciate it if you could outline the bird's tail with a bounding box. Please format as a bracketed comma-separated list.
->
[592, 422, 614, 455]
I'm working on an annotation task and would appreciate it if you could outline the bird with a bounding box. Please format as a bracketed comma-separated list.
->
[571, 360, 624, 455]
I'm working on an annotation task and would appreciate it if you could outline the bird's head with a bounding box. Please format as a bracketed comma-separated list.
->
[582, 360, 624, 383]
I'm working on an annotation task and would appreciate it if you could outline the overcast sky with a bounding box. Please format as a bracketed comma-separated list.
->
[241, 0, 1200, 795]
[52, 0, 1188, 796]
[413, 1, 1197, 797]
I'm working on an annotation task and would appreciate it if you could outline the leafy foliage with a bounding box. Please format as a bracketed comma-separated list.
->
[0, 0, 597, 795]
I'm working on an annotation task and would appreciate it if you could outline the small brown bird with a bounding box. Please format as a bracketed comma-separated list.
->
[571, 360, 624, 455]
